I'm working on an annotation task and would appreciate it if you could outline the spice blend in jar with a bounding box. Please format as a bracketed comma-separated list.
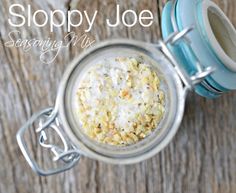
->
[76, 56, 165, 146]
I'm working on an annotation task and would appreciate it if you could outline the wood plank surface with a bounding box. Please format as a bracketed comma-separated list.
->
[0, 0, 235, 193]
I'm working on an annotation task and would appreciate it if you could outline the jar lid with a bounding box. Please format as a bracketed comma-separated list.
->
[162, 0, 236, 98]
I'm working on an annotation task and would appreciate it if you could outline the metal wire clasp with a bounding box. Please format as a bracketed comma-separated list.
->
[16, 107, 81, 176]
[158, 27, 215, 92]
[159, 0, 222, 95]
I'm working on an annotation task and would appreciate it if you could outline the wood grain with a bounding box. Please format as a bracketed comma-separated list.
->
[0, 0, 235, 193]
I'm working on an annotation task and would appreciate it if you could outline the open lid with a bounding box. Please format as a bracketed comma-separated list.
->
[161, 0, 236, 98]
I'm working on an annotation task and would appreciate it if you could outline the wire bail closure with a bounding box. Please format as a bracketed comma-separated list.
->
[158, 0, 217, 93]
[157, 27, 215, 91]
[16, 107, 81, 176]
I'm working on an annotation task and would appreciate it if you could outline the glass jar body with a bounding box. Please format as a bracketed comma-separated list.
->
[56, 39, 187, 164]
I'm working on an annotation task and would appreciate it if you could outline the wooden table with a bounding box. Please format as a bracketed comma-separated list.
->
[0, 0, 235, 193]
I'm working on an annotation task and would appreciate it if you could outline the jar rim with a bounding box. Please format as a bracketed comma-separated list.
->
[55, 39, 187, 164]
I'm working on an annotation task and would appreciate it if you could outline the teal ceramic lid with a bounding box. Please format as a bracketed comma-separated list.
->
[161, 0, 236, 98]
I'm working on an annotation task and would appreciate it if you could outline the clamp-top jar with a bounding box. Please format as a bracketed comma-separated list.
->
[17, 0, 236, 176]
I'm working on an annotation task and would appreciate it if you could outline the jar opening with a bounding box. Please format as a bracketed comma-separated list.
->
[57, 40, 186, 164]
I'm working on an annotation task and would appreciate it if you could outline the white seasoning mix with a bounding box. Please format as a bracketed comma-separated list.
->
[76, 56, 165, 146]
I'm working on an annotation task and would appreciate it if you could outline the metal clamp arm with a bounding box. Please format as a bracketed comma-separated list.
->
[16, 107, 81, 176]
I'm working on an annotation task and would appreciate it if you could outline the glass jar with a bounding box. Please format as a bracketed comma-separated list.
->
[16, 0, 236, 176]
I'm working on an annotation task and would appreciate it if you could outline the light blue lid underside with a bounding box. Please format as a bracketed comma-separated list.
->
[161, 0, 236, 98]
